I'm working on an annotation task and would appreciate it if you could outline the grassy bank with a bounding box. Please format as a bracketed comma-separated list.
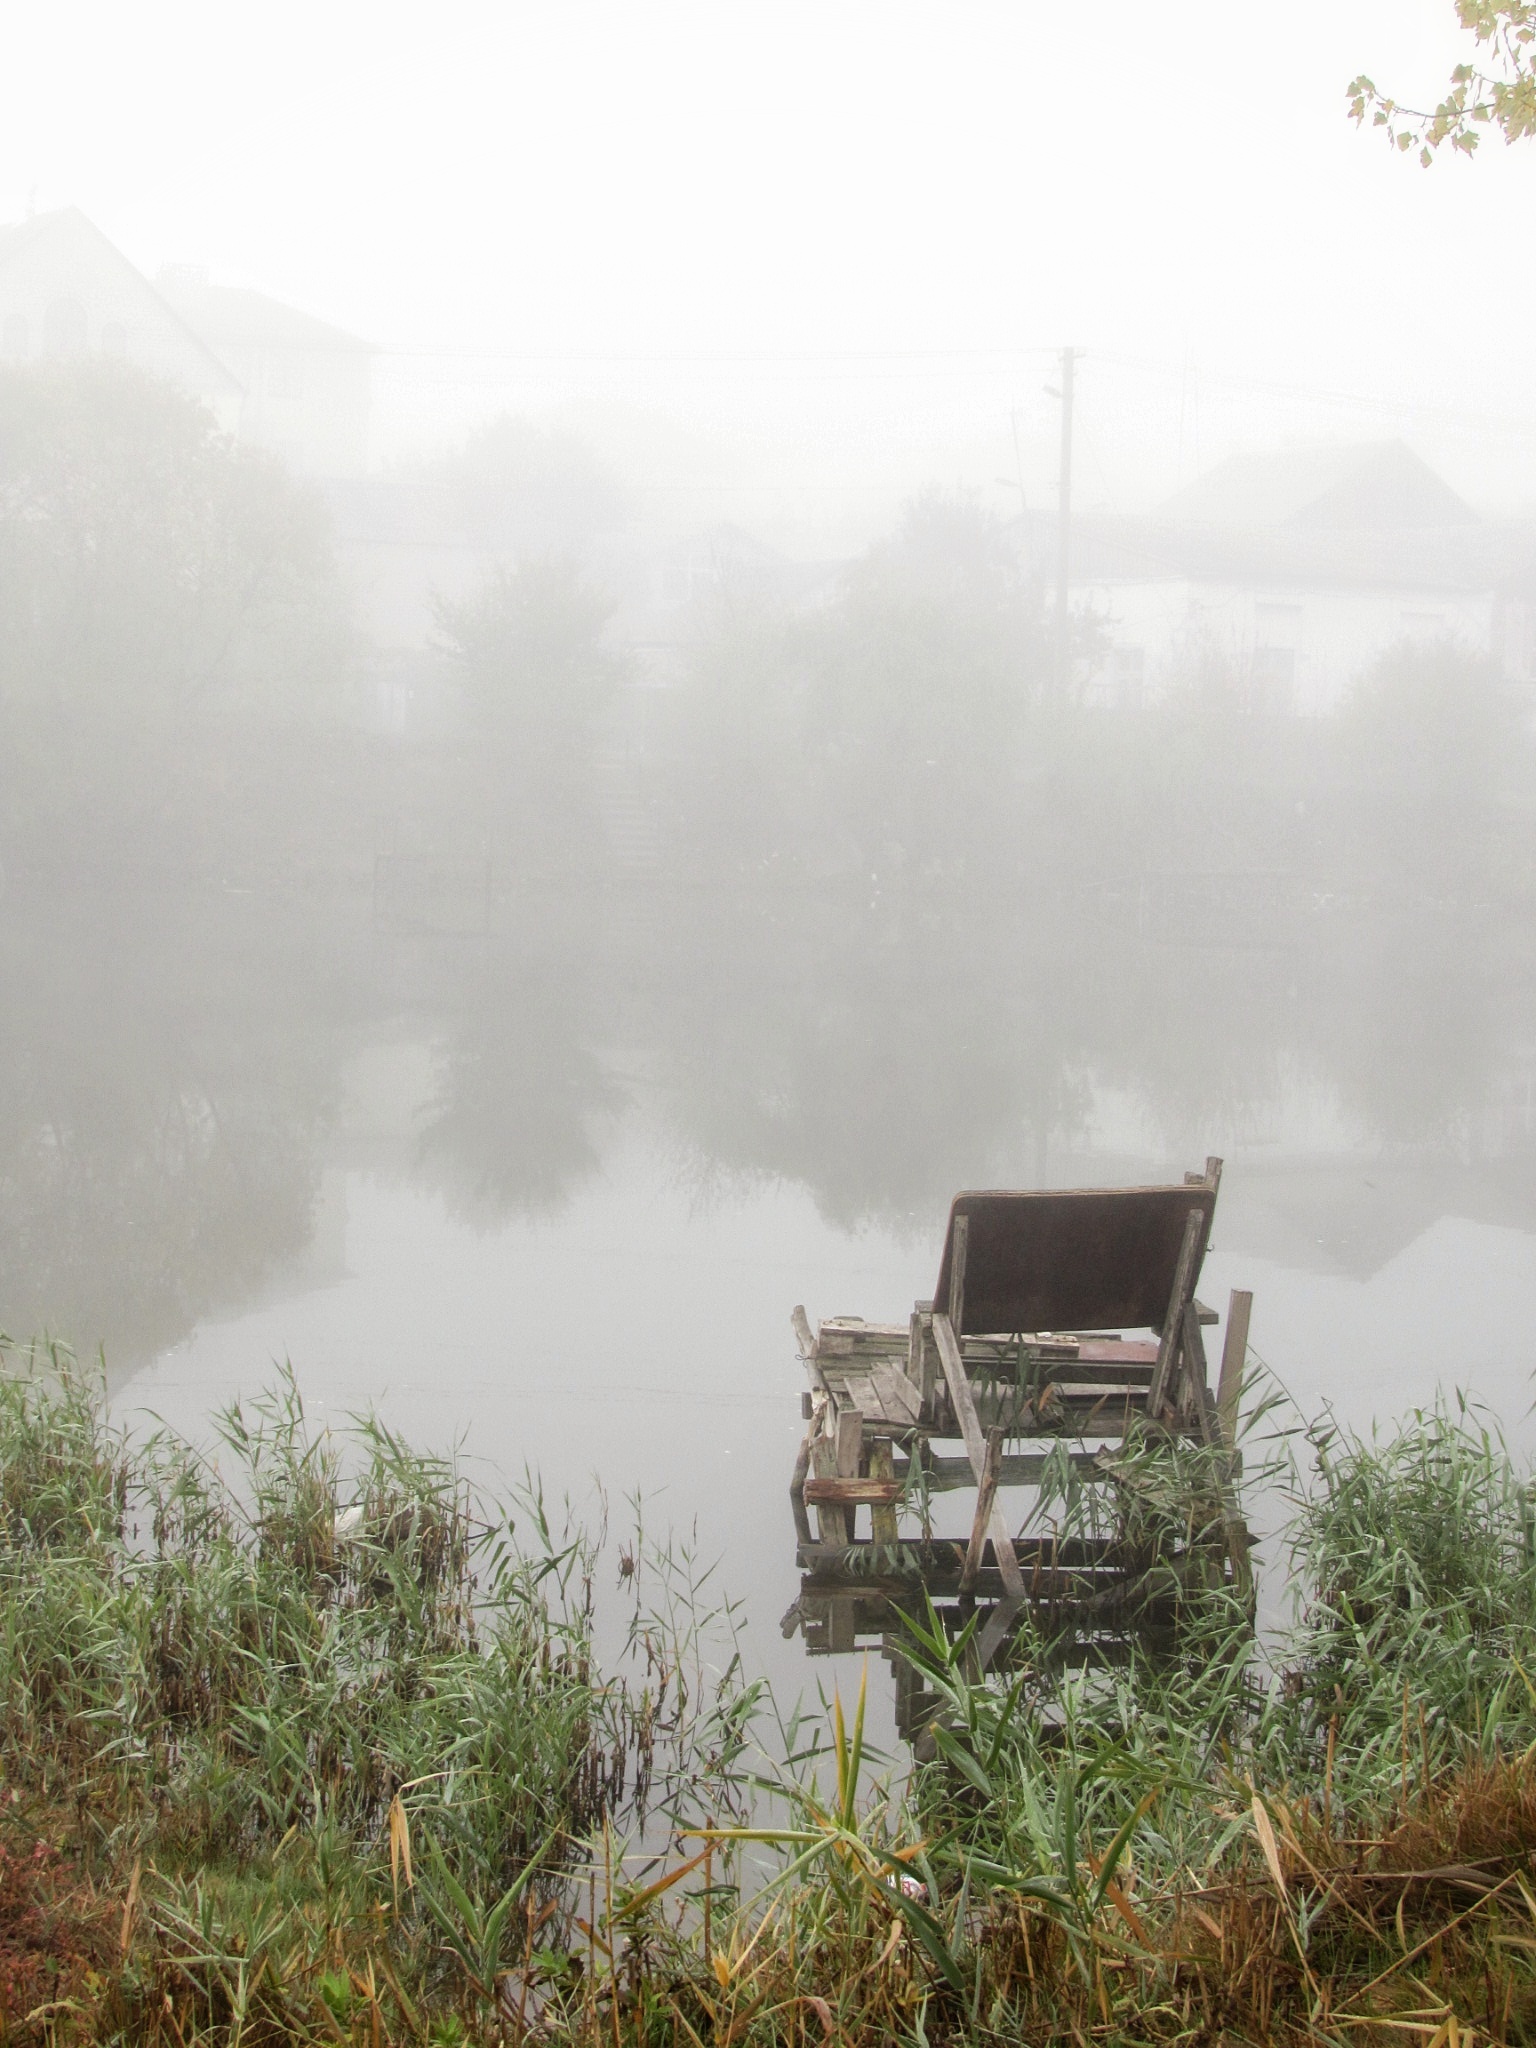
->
[1, 1346, 1535, 2045]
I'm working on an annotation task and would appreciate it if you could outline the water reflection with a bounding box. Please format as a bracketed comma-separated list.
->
[3, 879, 1535, 1368]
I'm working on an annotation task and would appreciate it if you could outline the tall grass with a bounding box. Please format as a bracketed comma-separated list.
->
[4, 1342, 1536, 2045]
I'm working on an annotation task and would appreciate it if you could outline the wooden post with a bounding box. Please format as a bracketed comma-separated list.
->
[1178, 1301, 1211, 1426]
[834, 1406, 862, 1543]
[959, 1428, 1004, 1604]
[1149, 1208, 1204, 1420]
[869, 1438, 899, 1547]
[933, 1310, 1026, 1597]
[909, 1301, 937, 1417]
[791, 1305, 816, 1359]
[1216, 1289, 1252, 1449]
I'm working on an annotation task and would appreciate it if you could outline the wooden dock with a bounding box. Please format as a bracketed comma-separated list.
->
[784, 1160, 1255, 1734]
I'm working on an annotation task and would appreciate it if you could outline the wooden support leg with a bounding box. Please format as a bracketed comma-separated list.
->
[933, 1310, 1026, 1598]
[959, 1427, 1004, 1606]
[869, 1438, 898, 1548]
[1150, 1207, 1205, 1419]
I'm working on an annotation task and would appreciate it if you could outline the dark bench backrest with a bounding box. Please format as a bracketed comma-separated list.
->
[933, 1183, 1217, 1336]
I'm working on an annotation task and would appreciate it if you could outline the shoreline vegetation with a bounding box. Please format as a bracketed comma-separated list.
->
[2, 1345, 1535, 2043]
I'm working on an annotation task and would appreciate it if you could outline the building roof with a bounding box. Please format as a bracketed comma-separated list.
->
[154, 270, 373, 355]
[0, 207, 243, 396]
[1160, 439, 1478, 533]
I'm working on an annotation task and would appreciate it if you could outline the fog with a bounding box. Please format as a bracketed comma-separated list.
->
[3, 2, 1536, 1705]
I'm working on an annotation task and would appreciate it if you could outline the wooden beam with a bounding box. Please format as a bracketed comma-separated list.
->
[791, 1304, 816, 1359]
[1148, 1207, 1204, 1419]
[1179, 1300, 1212, 1424]
[947, 1214, 969, 1336]
[1216, 1288, 1252, 1449]
[909, 1303, 937, 1417]
[932, 1310, 1026, 1597]
[959, 1428, 1004, 1602]
[805, 1475, 903, 1507]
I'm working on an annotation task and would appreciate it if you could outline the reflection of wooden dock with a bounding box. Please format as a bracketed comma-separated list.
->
[785, 1161, 1254, 1717]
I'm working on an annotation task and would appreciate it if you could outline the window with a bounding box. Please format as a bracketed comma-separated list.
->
[2, 313, 27, 358]
[42, 296, 88, 357]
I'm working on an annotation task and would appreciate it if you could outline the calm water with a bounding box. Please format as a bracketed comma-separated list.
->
[6, 880, 1536, 1718]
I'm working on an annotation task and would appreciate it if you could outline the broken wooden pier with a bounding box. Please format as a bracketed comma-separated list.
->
[785, 1160, 1254, 1728]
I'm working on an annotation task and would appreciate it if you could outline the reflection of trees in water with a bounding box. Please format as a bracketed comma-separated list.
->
[0, 897, 347, 1364]
[2, 874, 1531, 1372]
[1312, 910, 1507, 1156]
[417, 940, 623, 1226]
[650, 891, 1096, 1230]
[645, 885, 1536, 1211]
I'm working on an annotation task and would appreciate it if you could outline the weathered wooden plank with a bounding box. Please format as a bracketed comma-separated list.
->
[869, 1362, 921, 1425]
[1178, 1300, 1212, 1424]
[791, 1304, 817, 1359]
[805, 1475, 903, 1506]
[835, 1405, 862, 1479]
[932, 1310, 1026, 1597]
[869, 1439, 900, 1545]
[1216, 1288, 1252, 1448]
[960, 1428, 1004, 1600]
[809, 1434, 850, 1546]
[947, 1213, 969, 1336]
[1148, 1208, 1204, 1419]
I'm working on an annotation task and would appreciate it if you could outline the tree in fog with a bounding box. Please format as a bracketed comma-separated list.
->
[805, 490, 1047, 882]
[439, 414, 626, 556]
[434, 558, 622, 871]
[1339, 635, 1525, 898]
[0, 362, 351, 871]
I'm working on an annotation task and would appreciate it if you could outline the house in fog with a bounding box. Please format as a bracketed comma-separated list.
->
[1068, 441, 1535, 715]
[0, 208, 372, 477]
[155, 266, 372, 478]
[0, 207, 242, 429]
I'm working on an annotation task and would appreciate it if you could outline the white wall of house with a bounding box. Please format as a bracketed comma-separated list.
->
[1080, 576, 1501, 715]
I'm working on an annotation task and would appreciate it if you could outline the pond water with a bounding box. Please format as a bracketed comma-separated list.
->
[5, 881, 1536, 1733]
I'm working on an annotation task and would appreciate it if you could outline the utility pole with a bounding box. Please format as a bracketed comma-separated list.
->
[1053, 346, 1078, 703]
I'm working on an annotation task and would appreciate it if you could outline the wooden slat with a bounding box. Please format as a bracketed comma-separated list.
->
[870, 1362, 921, 1425]
[932, 1310, 1026, 1597]
[805, 1475, 903, 1506]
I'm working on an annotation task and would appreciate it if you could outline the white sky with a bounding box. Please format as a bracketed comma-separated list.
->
[3, 2, 1533, 541]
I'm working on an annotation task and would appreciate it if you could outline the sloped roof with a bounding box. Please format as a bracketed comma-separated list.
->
[1161, 440, 1478, 533]
[0, 208, 243, 396]
[155, 271, 373, 355]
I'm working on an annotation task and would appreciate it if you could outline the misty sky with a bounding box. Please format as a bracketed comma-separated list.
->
[6, 3, 1534, 530]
